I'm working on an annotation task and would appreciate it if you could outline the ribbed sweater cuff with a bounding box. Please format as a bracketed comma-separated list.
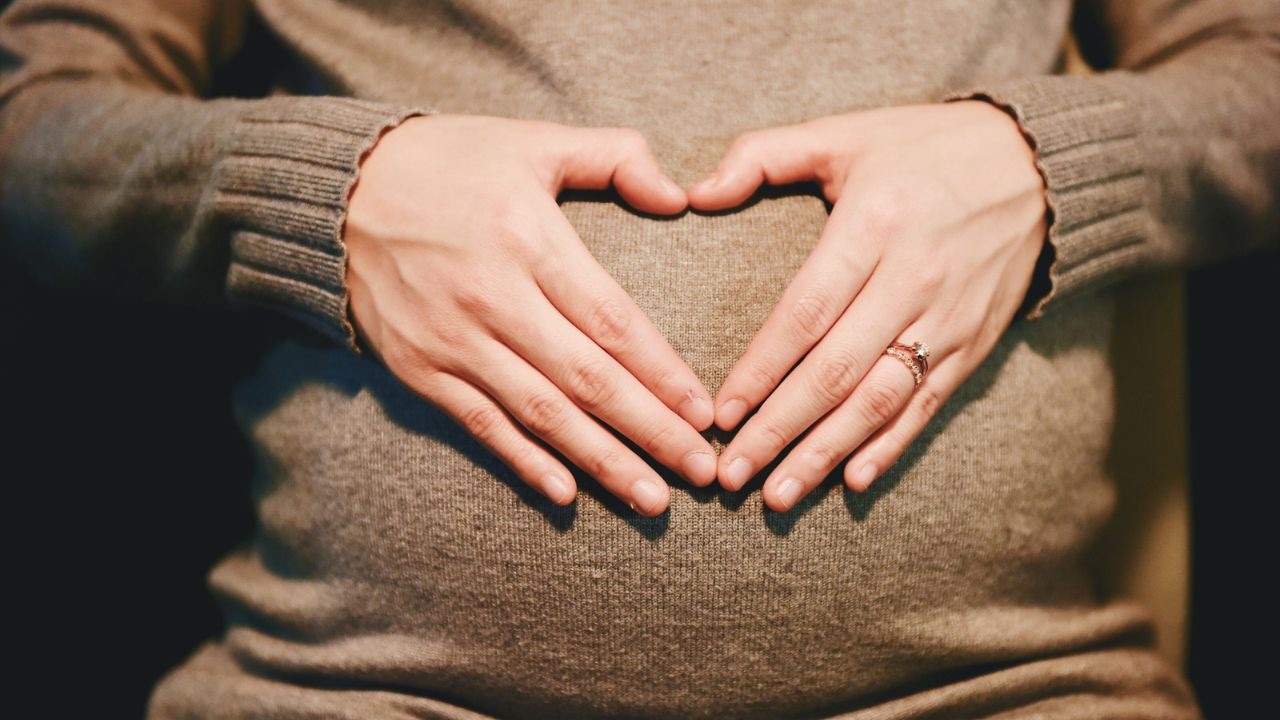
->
[215, 97, 432, 354]
[944, 74, 1148, 321]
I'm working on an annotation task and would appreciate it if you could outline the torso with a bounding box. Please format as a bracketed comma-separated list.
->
[151, 2, 1200, 717]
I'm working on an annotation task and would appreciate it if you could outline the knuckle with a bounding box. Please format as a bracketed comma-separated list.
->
[641, 422, 677, 457]
[387, 341, 456, 388]
[486, 214, 524, 247]
[804, 442, 846, 473]
[586, 447, 624, 480]
[431, 318, 474, 352]
[487, 214, 545, 264]
[507, 436, 537, 464]
[430, 338, 484, 378]
[756, 418, 790, 452]
[813, 349, 861, 402]
[402, 363, 445, 397]
[377, 333, 429, 375]
[522, 391, 571, 436]
[459, 403, 505, 444]
[788, 291, 834, 343]
[452, 276, 501, 316]
[859, 380, 904, 427]
[916, 384, 944, 419]
[564, 355, 616, 410]
[914, 261, 946, 295]
[646, 364, 678, 397]
[745, 358, 781, 392]
[587, 295, 633, 347]
[856, 186, 914, 243]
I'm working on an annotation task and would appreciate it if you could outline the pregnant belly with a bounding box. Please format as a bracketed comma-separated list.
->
[203, 193, 1151, 718]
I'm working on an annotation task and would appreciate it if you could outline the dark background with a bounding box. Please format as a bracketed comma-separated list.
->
[2, 2, 1275, 717]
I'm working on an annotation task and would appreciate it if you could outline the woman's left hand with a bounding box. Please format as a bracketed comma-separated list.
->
[687, 100, 1048, 511]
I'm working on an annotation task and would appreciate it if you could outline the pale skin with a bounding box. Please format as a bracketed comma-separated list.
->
[344, 101, 1047, 516]
[693, 100, 1048, 510]
[344, 115, 716, 517]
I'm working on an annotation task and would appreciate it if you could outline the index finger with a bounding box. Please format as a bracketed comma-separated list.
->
[712, 198, 878, 430]
[532, 196, 715, 432]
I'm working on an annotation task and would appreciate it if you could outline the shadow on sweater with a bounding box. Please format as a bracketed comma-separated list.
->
[233, 184, 1099, 544]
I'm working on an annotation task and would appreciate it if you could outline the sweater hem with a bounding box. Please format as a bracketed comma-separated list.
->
[215, 97, 434, 354]
[943, 74, 1150, 322]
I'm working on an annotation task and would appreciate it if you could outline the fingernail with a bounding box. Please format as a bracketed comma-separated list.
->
[854, 462, 877, 490]
[724, 456, 754, 490]
[717, 398, 748, 429]
[630, 477, 667, 515]
[775, 476, 804, 509]
[693, 171, 721, 192]
[661, 175, 685, 197]
[680, 392, 714, 429]
[544, 474, 574, 505]
[681, 450, 717, 486]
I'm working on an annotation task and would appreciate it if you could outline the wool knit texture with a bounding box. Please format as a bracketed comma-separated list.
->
[2, 1, 1278, 718]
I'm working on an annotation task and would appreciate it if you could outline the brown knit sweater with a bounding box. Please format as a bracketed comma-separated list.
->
[3, 1, 1277, 718]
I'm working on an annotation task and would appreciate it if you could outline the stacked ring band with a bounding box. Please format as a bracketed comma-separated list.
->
[885, 341, 930, 387]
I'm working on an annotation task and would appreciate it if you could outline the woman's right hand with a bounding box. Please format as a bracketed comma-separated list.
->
[343, 114, 716, 517]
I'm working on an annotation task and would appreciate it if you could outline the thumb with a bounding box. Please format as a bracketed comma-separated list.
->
[554, 126, 687, 214]
[688, 124, 830, 210]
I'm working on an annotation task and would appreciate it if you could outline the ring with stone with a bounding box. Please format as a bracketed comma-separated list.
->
[885, 341, 930, 387]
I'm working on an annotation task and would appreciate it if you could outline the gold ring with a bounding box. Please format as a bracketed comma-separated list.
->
[885, 341, 930, 387]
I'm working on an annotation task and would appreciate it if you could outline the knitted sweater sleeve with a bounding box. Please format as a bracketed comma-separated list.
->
[0, 0, 432, 353]
[945, 0, 1280, 322]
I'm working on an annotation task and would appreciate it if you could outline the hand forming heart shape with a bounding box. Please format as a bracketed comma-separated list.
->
[688, 100, 1048, 511]
[344, 102, 1047, 517]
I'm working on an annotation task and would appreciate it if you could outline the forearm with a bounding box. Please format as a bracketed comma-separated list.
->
[946, 4, 1280, 320]
[0, 1, 429, 351]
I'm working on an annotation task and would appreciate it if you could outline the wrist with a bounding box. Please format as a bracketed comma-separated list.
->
[955, 98, 1053, 322]
[942, 77, 1146, 321]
